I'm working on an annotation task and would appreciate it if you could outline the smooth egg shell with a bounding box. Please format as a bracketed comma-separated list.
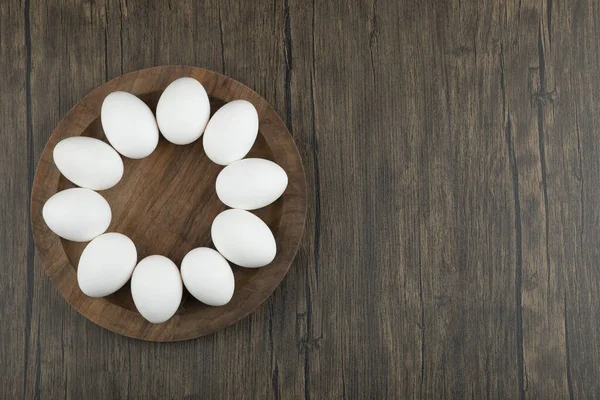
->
[101, 91, 159, 159]
[211, 209, 276, 268]
[156, 77, 211, 145]
[53, 136, 124, 190]
[216, 158, 288, 210]
[181, 247, 235, 306]
[77, 233, 137, 297]
[131, 255, 182, 324]
[203, 100, 259, 165]
[42, 188, 111, 242]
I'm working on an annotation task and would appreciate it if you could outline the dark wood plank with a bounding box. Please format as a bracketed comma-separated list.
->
[1, 0, 600, 398]
[25, 1, 118, 399]
[0, 0, 29, 398]
[548, 0, 600, 397]
[501, 1, 570, 397]
[368, 1, 521, 397]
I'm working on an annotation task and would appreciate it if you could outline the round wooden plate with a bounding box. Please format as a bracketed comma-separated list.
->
[30, 66, 307, 341]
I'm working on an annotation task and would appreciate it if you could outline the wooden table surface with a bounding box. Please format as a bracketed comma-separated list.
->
[2, 0, 599, 398]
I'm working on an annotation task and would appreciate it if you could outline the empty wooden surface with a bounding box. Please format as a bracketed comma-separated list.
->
[1, 0, 599, 398]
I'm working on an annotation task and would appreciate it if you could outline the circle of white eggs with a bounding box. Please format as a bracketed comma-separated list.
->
[43, 77, 289, 324]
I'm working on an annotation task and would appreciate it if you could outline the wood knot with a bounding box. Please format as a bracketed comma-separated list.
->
[528, 66, 557, 106]
[300, 335, 323, 349]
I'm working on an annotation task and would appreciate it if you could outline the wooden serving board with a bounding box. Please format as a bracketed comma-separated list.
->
[30, 66, 307, 341]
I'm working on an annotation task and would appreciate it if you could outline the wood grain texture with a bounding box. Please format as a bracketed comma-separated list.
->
[2, 0, 600, 398]
[30, 66, 307, 341]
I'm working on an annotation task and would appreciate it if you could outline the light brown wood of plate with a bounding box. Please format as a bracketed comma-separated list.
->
[30, 66, 307, 342]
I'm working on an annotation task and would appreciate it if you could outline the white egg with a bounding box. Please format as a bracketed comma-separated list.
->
[211, 209, 276, 268]
[216, 158, 288, 210]
[53, 136, 124, 190]
[203, 100, 259, 165]
[181, 248, 235, 306]
[131, 255, 182, 324]
[77, 233, 137, 297]
[42, 188, 111, 242]
[101, 91, 159, 159]
[156, 77, 211, 145]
